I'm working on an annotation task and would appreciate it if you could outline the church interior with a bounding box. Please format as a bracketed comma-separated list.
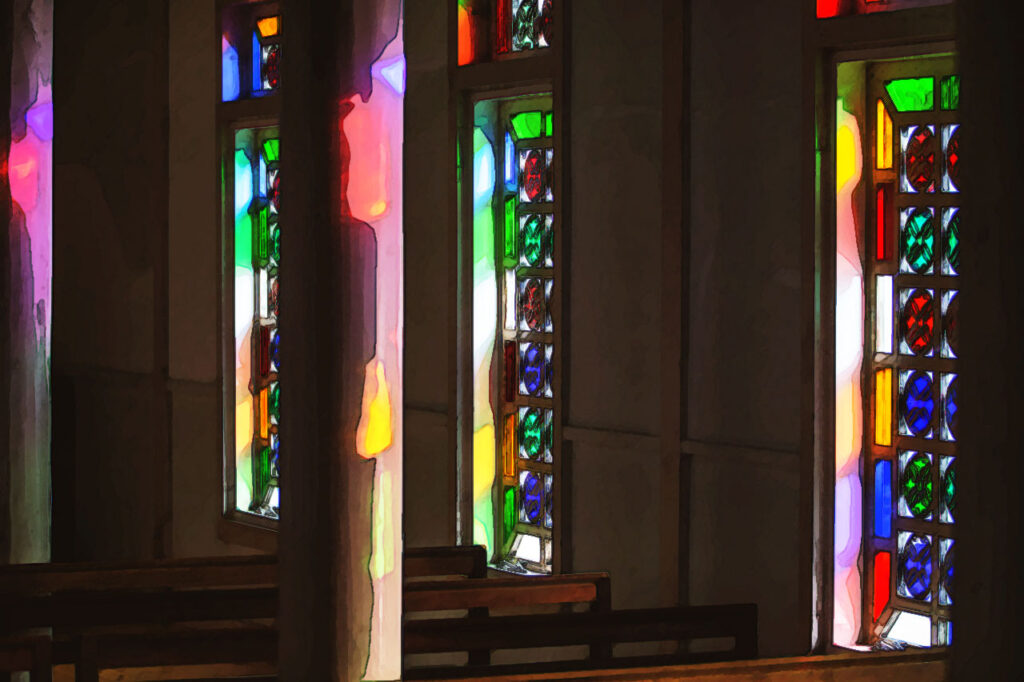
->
[1, 0, 1022, 679]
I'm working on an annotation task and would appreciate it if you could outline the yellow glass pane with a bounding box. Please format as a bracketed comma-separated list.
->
[876, 99, 893, 169]
[259, 387, 269, 440]
[874, 368, 892, 446]
[503, 413, 516, 478]
[257, 16, 280, 38]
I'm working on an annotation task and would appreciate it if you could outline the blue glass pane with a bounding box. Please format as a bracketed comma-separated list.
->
[504, 131, 516, 191]
[252, 31, 262, 95]
[520, 343, 547, 396]
[222, 40, 240, 101]
[874, 459, 893, 538]
[900, 534, 933, 601]
[944, 375, 959, 440]
[520, 472, 542, 525]
[270, 329, 280, 370]
[901, 371, 934, 437]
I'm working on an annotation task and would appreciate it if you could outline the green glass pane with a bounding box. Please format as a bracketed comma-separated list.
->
[943, 460, 956, 513]
[940, 75, 959, 111]
[885, 77, 934, 112]
[255, 204, 270, 266]
[510, 111, 543, 140]
[945, 212, 960, 273]
[252, 445, 274, 509]
[520, 408, 544, 459]
[901, 454, 933, 518]
[269, 382, 280, 421]
[503, 486, 516, 539]
[270, 223, 280, 263]
[902, 209, 934, 274]
[504, 196, 517, 262]
[262, 138, 280, 162]
[520, 214, 545, 267]
[544, 111, 553, 136]
[235, 212, 253, 268]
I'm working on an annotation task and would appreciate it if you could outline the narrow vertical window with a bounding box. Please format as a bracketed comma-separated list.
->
[221, 2, 282, 520]
[834, 57, 958, 648]
[457, 0, 553, 65]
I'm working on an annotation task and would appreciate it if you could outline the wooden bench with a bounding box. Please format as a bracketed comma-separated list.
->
[404, 545, 488, 580]
[0, 636, 52, 682]
[403, 603, 758, 679]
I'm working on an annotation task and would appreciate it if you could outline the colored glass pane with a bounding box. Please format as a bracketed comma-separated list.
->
[270, 329, 280, 370]
[259, 387, 269, 439]
[520, 214, 551, 268]
[504, 132, 516, 190]
[263, 138, 280, 163]
[503, 413, 516, 478]
[269, 381, 280, 421]
[876, 276, 893, 354]
[900, 453, 933, 519]
[873, 551, 891, 620]
[876, 100, 892, 169]
[518, 278, 546, 332]
[519, 342, 549, 397]
[504, 341, 517, 403]
[262, 44, 280, 91]
[874, 369, 892, 446]
[256, 16, 279, 38]
[875, 184, 891, 260]
[901, 209, 934, 274]
[503, 486, 516, 538]
[520, 149, 545, 202]
[504, 269, 516, 331]
[496, 0, 511, 55]
[504, 197, 517, 262]
[885, 77, 934, 112]
[940, 75, 959, 110]
[943, 374, 958, 441]
[943, 291, 959, 358]
[222, 36, 240, 102]
[943, 125, 960, 192]
[900, 371, 934, 438]
[940, 540, 954, 605]
[510, 0, 551, 52]
[900, 289, 934, 356]
[942, 459, 956, 520]
[518, 407, 552, 462]
[511, 111, 544, 140]
[943, 209, 960, 275]
[544, 474, 553, 529]
[874, 460, 892, 538]
[902, 126, 937, 193]
[520, 471, 543, 525]
[899, 533, 933, 601]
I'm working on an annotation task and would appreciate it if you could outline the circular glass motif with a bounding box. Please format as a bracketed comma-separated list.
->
[522, 472, 542, 525]
[520, 408, 545, 460]
[901, 371, 934, 437]
[523, 151, 544, 202]
[941, 543, 954, 603]
[899, 534, 933, 601]
[270, 329, 280, 371]
[271, 437, 280, 476]
[269, 173, 280, 213]
[901, 289, 934, 355]
[945, 211, 960, 273]
[946, 126, 960, 189]
[905, 126, 936, 192]
[520, 343, 546, 396]
[520, 278, 545, 332]
[901, 454, 933, 518]
[944, 375, 959, 440]
[944, 293, 959, 357]
[271, 225, 280, 264]
[266, 45, 280, 89]
[902, 209, 934, 273]
[269, 382, 280, 422]
[521, 215, 547, 266]
[943, 460, 956, 516]
[538, 0, 553, 46]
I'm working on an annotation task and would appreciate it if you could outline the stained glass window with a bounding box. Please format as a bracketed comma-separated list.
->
[233, 127, 281, 519]
[836, 58, 958, 648]
[222, 4, 281, 101]
[472, 94, 556, 574]
[457, 0, 553, 65]
[817, 0, 951, 19]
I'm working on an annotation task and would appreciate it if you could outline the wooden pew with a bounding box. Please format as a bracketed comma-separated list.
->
[403, 603, 758, 679]
[404, 545, 488, 580]
[0, 636, 52, 682]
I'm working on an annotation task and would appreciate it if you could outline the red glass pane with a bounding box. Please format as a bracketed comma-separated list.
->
[497, 0, 511, 55]
[873, 550, 891, 620]
[901, 289, 935, 355]
[503, 341, 517, 403]
[876, 184, 891, 261]
[816, 0, 842, 17]
[523, 151, 544, 201]
[259, 325, 270, 377]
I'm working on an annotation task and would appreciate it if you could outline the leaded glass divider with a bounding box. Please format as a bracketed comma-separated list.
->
[862, 56, 957, 647]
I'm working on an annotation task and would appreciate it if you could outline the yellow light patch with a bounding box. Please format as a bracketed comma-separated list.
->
[256, 16, 279, 38]
[371, 470, 396, 580]
[358, 360, 393, 458]
[837, 123, 857, 192]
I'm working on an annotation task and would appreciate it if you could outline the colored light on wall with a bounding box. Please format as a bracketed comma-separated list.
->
[344, 104, 392, 219]
[874, 460, 893, 537]
[374, 55, 407, 96]
[222, 36, 240, 101]
[873, 551, 891, 620]
[875, 368, 893, 446]
[876, 99, 892, 169]
[875, 276, 893, 354]
[885, 78, 934, 112]
[358, 360, 394, 458]
[256, 16, 279, 38]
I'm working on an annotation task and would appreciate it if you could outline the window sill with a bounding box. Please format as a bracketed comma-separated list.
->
[218, 512, 278, 553]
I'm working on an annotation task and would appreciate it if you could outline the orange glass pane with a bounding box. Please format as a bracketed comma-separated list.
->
[458, 5, 473, 66]
[257, 16, 279, 38]
[259, 387, 269, 440]
[503, 413, 516, 478]
[874, 368, 892, 446]
[876, 99, 893, 169]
